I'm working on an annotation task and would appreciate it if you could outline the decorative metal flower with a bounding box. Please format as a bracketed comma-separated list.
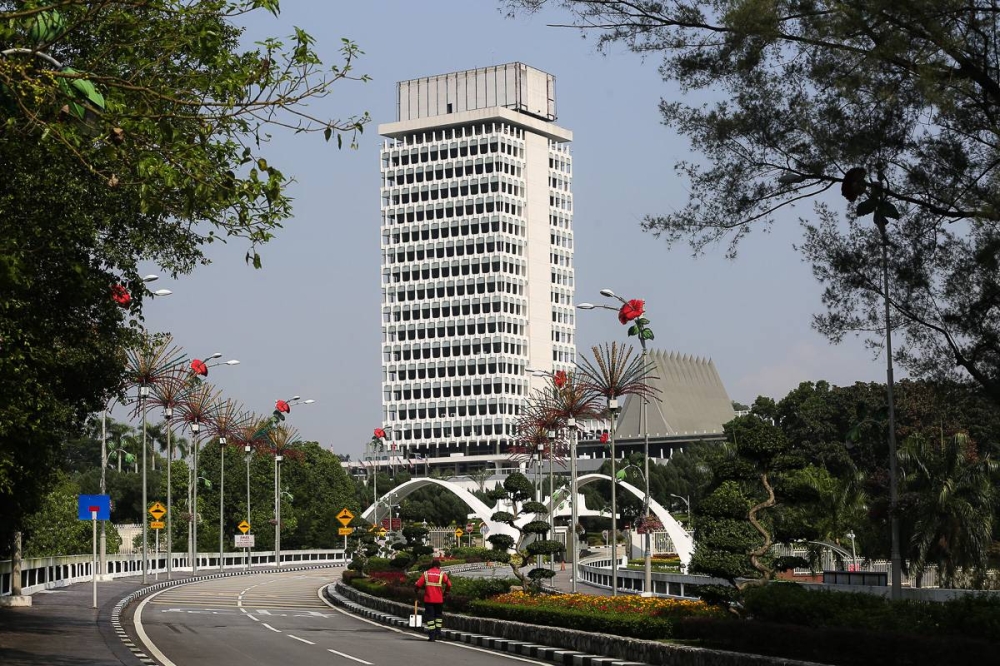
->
[125, 333, 188, 416]
[275, 399, 291, 414]
[190, 359, 208, 376]
[111, 284, 131, 307]
[206, 398, 249, 446]
[617, 299, 644, 325]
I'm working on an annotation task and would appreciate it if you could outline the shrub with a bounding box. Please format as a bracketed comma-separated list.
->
[742, 583, 1000, 643]
[449, 546, 493, 562]
[470, 598, 676, 639]
[675, 616, 997, 666]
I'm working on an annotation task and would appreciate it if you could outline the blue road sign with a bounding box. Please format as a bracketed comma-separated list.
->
[77, 494, 111, 520]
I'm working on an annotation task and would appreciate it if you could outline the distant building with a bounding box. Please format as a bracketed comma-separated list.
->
[377, 63, 576, 464]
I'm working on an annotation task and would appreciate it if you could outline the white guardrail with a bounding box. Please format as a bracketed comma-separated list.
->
[0, 549, 349, 597]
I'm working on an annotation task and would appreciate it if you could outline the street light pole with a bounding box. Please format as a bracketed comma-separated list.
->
[165, 407, 173, 579]
[609, 397, 619, 596]
[547, 429, 556, 571]
[877, 221, 902, 600]
[641, 346, 652, 596]
[190, 421, 200, 574]
[140, 384, 150, 583]
[245, 445, 252, 569]
[218, 436, 227, 570]
[568, 417, 579, 592]
[274, 453, 283, 567]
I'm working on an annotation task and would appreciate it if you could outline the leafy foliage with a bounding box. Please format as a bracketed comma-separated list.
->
[0, 0, 368, 552]
[504, 0, 1000, 405]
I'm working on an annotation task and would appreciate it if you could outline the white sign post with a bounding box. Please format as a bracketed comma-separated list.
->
[91, 510, 97, 609]
[234, 534, 255, 549]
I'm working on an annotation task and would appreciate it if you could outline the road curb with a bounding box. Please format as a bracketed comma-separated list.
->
[323, 582, 647, 666]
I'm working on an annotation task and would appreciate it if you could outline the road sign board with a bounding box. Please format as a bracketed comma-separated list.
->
[150, 520, 165, 530]
[149, 501, 166, 520]
[235, 534, 255, 548]
[338, 527, 353, 536]
[77, 494, 111, 521]
[454, 528, 463, 538]
[238, 520, 251, 534]
[479, 523, 489, 535]
[378, 527, 388, 537]
[336, 508, 354, 527]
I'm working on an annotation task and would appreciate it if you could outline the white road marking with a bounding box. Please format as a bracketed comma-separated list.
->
[289, 634, 314, 645]
[135, 588, 182, 666]
[327, 648, 373, 664]
[263, 623, 281, 633]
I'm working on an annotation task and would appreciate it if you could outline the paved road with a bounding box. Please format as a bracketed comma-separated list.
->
[131, 569, 550, 666]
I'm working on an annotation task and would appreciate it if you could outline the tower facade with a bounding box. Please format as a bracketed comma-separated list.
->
[378, 63, 575, 465]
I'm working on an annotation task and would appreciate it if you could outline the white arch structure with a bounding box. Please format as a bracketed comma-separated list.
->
[360, 474, 694, 566]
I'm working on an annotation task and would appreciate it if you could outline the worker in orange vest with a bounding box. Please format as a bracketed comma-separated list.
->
[414, 558, 452, 641]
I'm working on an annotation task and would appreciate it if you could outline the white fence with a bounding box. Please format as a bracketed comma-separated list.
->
[0, 548, 348, 597]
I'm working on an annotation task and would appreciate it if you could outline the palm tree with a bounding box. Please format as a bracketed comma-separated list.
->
[899, 431, 999, 587]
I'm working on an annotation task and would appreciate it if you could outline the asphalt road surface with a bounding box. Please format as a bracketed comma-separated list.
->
[130, 568, 547, 666]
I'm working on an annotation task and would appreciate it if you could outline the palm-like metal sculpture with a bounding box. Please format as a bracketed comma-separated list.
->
[145, 367, 194, 578]
[124, 333, 187, 581]
[173, 381, 220, 573]
[575, 341, 657, 596]
[205, 398, 249, 569]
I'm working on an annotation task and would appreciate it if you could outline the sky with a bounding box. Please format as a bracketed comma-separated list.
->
[140, 1, 889, 459]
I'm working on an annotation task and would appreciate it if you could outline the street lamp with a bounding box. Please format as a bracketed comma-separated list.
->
[189, 420, 201, 572]
[269, 397, 314, 567]
[101, 275, 169, 580]
[876, 219, 903, 600]
[579, 289, 656, 596]
[244, 444, 253, 569]
[608, 396, 621, 596]
[846, 530, 858, 572]
[669, 493, 691, 517]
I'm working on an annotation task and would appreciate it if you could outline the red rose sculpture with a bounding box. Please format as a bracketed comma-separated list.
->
[617, 299, 644, 325]
[553, 370, 568, 388]
[373, 427, 387, 440]
[275, 399, 290, 413]
[600, 432, 609, 444]
[111, 284, 131, 307]
[190, 359, 208, 376]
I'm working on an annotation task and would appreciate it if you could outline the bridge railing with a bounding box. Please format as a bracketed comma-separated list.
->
[0, 548, 348, 597]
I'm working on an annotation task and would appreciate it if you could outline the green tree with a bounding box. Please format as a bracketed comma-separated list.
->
[898, 431, 999, 587]
[0, 0, 368, 555]
[21, 474, 121, 557]
[506, 0, 1000, 405]
[484, 471, 565, 591]
[691, 414, 805, 609]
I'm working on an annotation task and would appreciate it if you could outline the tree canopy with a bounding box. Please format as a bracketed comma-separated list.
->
[0, 0, 368, 550]
[506, 0, 1000, 403]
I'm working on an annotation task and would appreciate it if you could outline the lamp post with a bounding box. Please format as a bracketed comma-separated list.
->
[269, 397, 314, 567]
[579, 289, 656, 596]
[847, 530, 858, 571]
[669, 493, 691, 517]
[164, 406, 173, 579]
[876, 218, 902, 600]
[101, 276, 169, 580]
[245, 444, 252, 569]
[189, 421, 201, 573]
[608, 397, 620, 596]
[567, 417, 579, 592]
[140, 383, 150, 583]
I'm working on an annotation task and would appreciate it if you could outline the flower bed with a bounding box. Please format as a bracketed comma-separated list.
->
[470, 591, 721, 640]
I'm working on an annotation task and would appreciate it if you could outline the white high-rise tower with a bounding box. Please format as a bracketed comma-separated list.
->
[378, 63, 575, 468]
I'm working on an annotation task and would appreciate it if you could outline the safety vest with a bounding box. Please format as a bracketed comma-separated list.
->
[419, 569, 449, 603]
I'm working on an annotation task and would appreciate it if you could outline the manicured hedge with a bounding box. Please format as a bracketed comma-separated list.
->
[675, 616, 996, 666]
[742, 582, 1000, 641]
